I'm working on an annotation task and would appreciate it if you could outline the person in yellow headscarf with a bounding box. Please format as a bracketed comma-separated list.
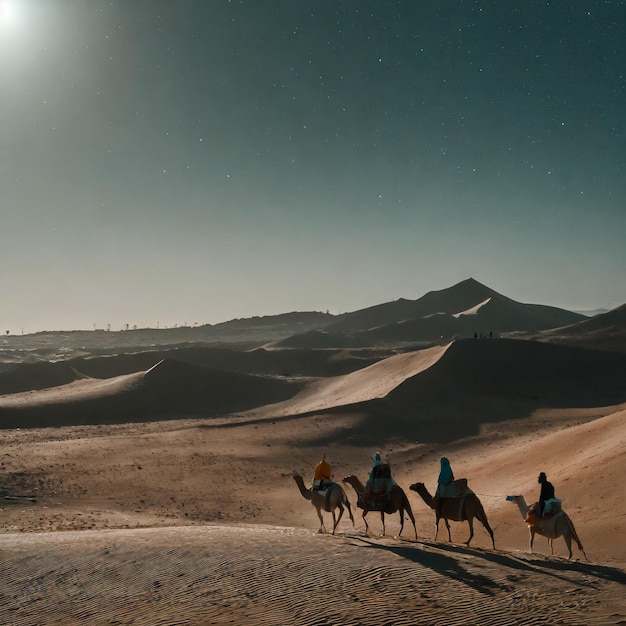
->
[313, 453, 332, 490]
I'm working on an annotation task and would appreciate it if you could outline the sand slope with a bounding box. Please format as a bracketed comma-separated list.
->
[1, 526, 624, 626]
[1, 337, 626, 625]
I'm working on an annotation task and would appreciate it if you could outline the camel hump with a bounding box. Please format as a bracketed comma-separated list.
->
[453, 478, 468, 493]
[439, 478, 470, 498]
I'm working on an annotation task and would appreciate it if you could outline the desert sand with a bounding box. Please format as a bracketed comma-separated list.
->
[1, 337, 625, 625]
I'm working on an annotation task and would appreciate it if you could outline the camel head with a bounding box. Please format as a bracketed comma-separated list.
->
[292, 473, 313, 500]
[506, 495, 529, 520]
[342, 475, 364, 494]
[409, 482, 425, 492]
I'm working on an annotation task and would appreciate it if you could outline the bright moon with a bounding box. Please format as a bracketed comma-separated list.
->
[0, 0, 17, 26]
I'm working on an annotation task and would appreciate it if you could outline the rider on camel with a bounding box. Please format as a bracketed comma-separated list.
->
[436, 456, 458, 497]
[364, 451, 396, 503]
[538, 471, 555, 516]
[313, 454, 332, 491]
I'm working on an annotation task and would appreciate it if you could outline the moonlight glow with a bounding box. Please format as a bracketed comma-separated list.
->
[0, 0, 16, 26]
[0, 1, 623, 334]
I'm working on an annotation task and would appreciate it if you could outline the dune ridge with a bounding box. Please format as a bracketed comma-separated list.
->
[1, 322, 626, 624]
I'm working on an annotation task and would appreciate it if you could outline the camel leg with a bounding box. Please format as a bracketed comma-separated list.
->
[333, 504, 344, 534]
[362, 510, 371, 534]
[475, 509, 495, 549]
[550, 538, 554, 555]
[564, 535, 573, 559]
[574, 536, 587, 561]
[529, 527, 535, 553]
[434, 517, 440, 541]
[316, 507, 327, 534]
[346, 500, 355, 526]
[407, 510, 418, 541]
[445, 519, 452, 542]
[567, 516, 587, 560]
[465, 519, 475, 546]
[380, 512, 385, 537]
[398, 510, 404, 538]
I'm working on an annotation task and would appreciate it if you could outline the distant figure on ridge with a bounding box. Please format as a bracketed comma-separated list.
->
[313, 454, 332, 491]
[537, 471, 557, 516]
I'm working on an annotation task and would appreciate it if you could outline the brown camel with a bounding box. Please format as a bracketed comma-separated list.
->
[292, 474, 354, 534]
[410, 482, 495, 548]
[342, 475, 417, 540]
[506, 495, 587, 560]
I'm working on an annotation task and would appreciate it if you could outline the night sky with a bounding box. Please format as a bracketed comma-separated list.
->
[1, 1, 624, 333]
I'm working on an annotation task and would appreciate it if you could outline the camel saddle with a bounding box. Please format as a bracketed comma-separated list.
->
[357, 492, 395, 513]
[359, 463, 395, 512]
[438, 478, 468, 498]
[526, 508, 565, 531]
[526, 499, 563, 525]
[313, 481, 338, 512]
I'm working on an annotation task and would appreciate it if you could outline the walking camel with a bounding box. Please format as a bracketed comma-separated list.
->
[342, 475, 418, 540]
[410, 481, 495, 548]
[292, 474, 354, 534]
[506, 495, 587, 560]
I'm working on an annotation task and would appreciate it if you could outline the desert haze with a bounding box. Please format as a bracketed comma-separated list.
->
[1, 279, 625, 625]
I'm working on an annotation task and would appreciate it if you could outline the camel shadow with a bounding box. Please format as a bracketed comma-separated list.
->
[524, 556, 626, 585]
[351, 537, 504, 596]
[424, 541, 626, 586]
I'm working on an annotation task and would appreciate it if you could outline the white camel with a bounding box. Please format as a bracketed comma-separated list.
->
[506, 495, 587, 560]
[293, 474, 355, 534]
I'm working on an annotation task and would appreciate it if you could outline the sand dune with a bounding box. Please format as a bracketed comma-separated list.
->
[387, 338, 626, 408]
[0, 358, 300, 428]
[1, 525, 624, 626]
[1, 334, 626, 625]
[254, 342, 452, 416]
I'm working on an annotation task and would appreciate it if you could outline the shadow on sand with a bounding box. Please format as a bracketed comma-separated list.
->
[349, 536, 626, 592]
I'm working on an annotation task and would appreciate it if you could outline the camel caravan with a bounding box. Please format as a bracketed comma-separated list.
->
[294, 456, 586, 561]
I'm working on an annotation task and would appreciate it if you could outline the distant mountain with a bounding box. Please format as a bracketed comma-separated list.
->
[279, 278, 585, 347]
[0, 311, 336, 362]
[512, 302, 626, 354]
[323, 278, 583, 337]
[555, 302, 626, 334]
[211, 311, 334, 331]
[573, 307, 612, 317]
[324, 278, 497, 334]
[0, 279, 597, 358]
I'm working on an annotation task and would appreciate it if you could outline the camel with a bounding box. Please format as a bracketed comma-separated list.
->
[506, 495, 587, 560]
[410, 482, 495, 548]
[292, 474, 354, 535]
[342, 475, 417, 540]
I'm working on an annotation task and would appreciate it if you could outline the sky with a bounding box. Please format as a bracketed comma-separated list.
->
[1, 0, 624, 333]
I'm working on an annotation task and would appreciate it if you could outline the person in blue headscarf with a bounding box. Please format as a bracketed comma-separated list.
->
[436, 456, 455, 497]
[368, 451, 384, 482]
